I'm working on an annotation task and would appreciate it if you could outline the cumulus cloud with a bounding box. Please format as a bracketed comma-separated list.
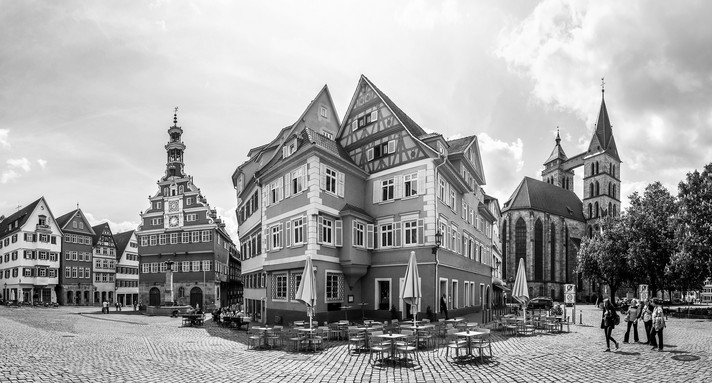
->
[7, 158, 31, 172]
[37, 159, 47, 169]
[0, 129, 9, 149]
[84, 212, 139, 234]
[497, 0, 712, 200]
[394, 0, 462, 30]
[1, 169, 18, 184]
[478, 132, 524, 201]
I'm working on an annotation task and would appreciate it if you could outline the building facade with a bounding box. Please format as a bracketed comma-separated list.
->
[136, 111, 235, 311]
[233, 76, 495, 325]
[92, 223, 117, 304]
[0, 197, 62, 304]
[502, 89, 621, 302]
[114, 230, 139, 307]
[56, 208, 96, 305]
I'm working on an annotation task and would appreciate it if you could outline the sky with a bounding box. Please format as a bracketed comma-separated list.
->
[1, 0, 711, 243]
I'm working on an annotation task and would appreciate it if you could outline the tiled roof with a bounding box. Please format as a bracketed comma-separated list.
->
[339, 203, 373, 221]
[503, 177, 585, 222]
[91, 223, 110, 244]
[0, 197, 42, 238]
[544, 143, 568, 164]
[55, 209, 77, 229]
[113, 230, 135, 259]
[446, 136, 475, 154]
[303, 128, 355, 165]
[592, 98, 621, 162]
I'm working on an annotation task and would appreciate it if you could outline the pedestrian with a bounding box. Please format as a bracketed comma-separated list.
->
[133, 301, 137, 311]
[119, 301, 122, 311]
[623, 299, 639, 343]
[600, 298, 620, 352]
[440, 294, 449, 320]
[641, 299, 654, 345]
[102, 300, 109, 314]
[651, 300, 666, 351]
[115, 301, 119, 312]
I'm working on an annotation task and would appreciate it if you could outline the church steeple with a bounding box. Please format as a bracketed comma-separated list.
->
[164, 107, 187, 180]
[541, 128, 574, 191]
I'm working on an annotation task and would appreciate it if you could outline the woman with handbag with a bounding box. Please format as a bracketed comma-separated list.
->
[651, 300, 666, 351]
[641, 299, 654, 345]
[601, 298, 620, 352]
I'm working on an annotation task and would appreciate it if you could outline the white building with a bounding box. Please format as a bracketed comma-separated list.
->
[114, 230, 139, 307]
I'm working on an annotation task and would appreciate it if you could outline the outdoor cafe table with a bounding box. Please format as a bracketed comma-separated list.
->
[454, 330, 486, 360]
[354, 327, 376, 349]
[297, 328, 318, 352]
[181, 313, 203, 327]
[400, 324, 435, 349]
[374, 333, 406, 364]
[252, 327, 273, 349]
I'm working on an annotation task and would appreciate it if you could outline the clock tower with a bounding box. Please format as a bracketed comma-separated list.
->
[136, 109, 237, 312]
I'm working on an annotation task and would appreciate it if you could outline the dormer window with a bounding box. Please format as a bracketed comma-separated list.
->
[282, 138, 297, 158]
[320, 106, 328, 119]
[38, 215, 47, 226]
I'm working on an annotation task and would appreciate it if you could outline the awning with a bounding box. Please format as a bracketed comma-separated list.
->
[492, 277, 511, 292]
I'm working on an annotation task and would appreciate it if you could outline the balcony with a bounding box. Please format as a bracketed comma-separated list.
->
[35, 224, 51, 233]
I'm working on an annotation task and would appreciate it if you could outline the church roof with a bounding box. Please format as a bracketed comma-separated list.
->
[502, 177, 585, 222]
[544, 131, 568, 164]
[589, 97, 621, 162]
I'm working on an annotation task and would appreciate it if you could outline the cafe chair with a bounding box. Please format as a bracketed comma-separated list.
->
[395, 330, 418, 365]
[471, 328, 492, 362]
[347, 327, 366, 353]
[368, 331, 390, 364]
[444, 328, 468, 359]
[247, 328, 263, 350]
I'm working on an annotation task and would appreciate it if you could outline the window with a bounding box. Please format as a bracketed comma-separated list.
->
[288, 166, 306, 195]
[170, 233, 178, 244]
[85, 267, 90, 278]
[292, 217, 304, 245]
[379, 223, 394, 248]
[202, 230, 212, 242]
[182, 232, 189, 243]
[381, 178, 394, 202]
[191, 231, 200, 243]
[71, 267, 77, 278]
[404, 173, 418, 197]
[65, 267, 71, 278]
[159, 234, 166, 245]
[403, 220, 419, 245]
[182, 261, 190, 272]
[274, 274, 287, 300]
[320, 105, 328, 118]
[270, 179, 283, 204]
[141, 236, 148, 247]
[150, 263, 159, 273]
[270, 224, 282, 249]
[319, 217, 333, 245]
[78, 267, 84, 279]
[202, 260, 211, 271]
[353, 221, 365, 247]
[325, 273, 343, 301]
[192, 261, 200, 272]
[449, 188, 456, 209]
[186, 197, 193, 205]
[186, 213, 197, 222]
[325, 167, 337, 194]
[438, 177, 446, 201]
[142, 264, 149, 273]
[149, 235, 157, 246]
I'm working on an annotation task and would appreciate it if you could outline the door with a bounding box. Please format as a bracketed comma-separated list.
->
[189, 287, 203, 309]
[149, 287, 161, 306]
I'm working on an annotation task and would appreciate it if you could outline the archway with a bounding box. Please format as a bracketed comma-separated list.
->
[149, 287, 161, 306]
[190, 287, 203, 309]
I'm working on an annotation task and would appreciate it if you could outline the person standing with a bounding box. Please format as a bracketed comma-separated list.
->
[601, 298, 620, 352]
[623, 299, 639, 343]
[641, 299, 654, 345]
[651, 300, 666, 351]
[440, 294, 449, 320]
[102, 300, 109, 314]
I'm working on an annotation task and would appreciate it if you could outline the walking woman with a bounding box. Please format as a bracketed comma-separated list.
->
[601, 298, 620, 352]
[623, 299, 639, 343]
[641, 299, 654, 345]
[651, 300, 666, 351]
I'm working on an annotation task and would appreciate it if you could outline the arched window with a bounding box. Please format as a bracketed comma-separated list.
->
[588, 203, 592, 218]
[608, 202, 612, 216]
[596, 181, 600, 196]
[515, 218, 526, 269]
[612, 164, 616, 178]
[534, 219, 543, 280]
[595, 202, 599, 218]
[596, 162, 599, 174]
[608, 183, 612, 196]
[590, 163, 595, 176]
[550, 223, 556, 282]
[613, 184, 617, 199]
[589, 184, 594, 198]
[588, 226, 593, 237]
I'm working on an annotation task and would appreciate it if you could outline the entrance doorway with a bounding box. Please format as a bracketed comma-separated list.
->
[149, 287, 161, 306]
[190, 287, 203, 309]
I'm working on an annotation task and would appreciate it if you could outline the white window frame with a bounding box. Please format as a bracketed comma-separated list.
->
[352, 220, 365, 248]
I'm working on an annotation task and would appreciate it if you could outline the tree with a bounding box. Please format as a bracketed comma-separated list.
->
[677, 162, 712, 287]
[576, 215, 630, 299]
[625, 182, 678, 296]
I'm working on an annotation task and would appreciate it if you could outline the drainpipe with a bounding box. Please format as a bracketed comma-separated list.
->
[434, 154, 447, 315]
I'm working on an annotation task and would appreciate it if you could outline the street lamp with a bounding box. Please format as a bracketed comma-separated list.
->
[432, 230, 442, 255]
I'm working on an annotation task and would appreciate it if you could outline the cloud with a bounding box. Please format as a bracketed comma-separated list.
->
[1, 169, 18, 184]
[394, 0, 462, 30]
[478, 132, 524, 201]
[496, 0, 712, 201]
[0, 129, 9, 149]
[7, 157, 31, 172]
[37, 159, 47, 169]
[84, 212, 139, 234]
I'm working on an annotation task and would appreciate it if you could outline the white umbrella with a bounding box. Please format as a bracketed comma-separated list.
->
[295, 256, 317, 329]
[51, 289, 57, 304]
[10, 289, 15, 302]
[511, 258, 530, 320]
[401, 251, 422, 328]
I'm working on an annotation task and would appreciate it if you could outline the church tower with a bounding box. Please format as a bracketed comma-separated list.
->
[541, 129, 575, 191]
[165, 108, 186, 180]
[582, 83, 621, 229]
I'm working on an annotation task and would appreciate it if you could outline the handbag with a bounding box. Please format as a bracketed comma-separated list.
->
[614, 312, 621, 326]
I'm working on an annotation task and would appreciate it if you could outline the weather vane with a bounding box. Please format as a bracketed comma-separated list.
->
[601, 77, 605, 93]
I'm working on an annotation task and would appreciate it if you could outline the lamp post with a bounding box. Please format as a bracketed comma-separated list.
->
[432, 230, 442, 317]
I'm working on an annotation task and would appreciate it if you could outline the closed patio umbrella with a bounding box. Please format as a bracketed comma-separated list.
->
[512, 258, 530, 320]
[295, 256, 317, 329]
[401, 251, 422, 328]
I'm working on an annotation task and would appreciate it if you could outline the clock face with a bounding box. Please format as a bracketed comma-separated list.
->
[169, 216, 179, 227]
[168, 201, 179, 212]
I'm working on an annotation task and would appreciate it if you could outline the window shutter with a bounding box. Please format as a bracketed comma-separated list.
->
[284, 174, 291, 198]
[462, 202, 467, 219]
[417, 219, 424, 244]
[264, 228, 270, 252]
[283, 146, 289, 158]
[387, 140, 396, 154]
[370, 110, 378, 122]
[278, 177, 284, 201]
[373, 180, 382, 204]
[279, 223, 284, 248]
[335, 220, 343, 247]
[301, 164, 308, 188]
[351, 120, 358, 131]
[352, 223, 358, 247]
[366, 224, 374, 249]
[318, 216, 324, 243]
[417, 170, 426, 195]
[394, 175, 402, 199]
[394, 222, 402, 247]
[320, 164, 326, 190]
[263, 189, 270, 207]
[366, 148, 374, 161]
[457, 232, 462, 254]
[337, 172, 344, 197]
[286, 221, 292, 247]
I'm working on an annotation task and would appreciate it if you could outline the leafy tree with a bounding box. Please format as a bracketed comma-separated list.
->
[677, 162, 712, 286]
[625, 182, 678, 296]
[576, 215, 630, 299]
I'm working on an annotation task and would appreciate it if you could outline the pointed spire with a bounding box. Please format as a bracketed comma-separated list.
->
[601, 77, 605, 99]
[555, 127, 561, 145]
[173, 106, 179, 127]
[544, 127, 568, 164]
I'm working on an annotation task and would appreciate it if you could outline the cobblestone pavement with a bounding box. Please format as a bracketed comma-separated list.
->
[1, 304, 710, 382]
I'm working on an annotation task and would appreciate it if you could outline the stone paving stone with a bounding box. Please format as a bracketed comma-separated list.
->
[0, 305, 711, 382]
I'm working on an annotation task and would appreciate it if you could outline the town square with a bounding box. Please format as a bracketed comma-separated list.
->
[2, 1, 712, 382]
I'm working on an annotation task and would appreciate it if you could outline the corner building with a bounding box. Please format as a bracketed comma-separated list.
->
[501, 89, 622, 302]
[233, 76, 496, 325]
[137, 112, 236, 311]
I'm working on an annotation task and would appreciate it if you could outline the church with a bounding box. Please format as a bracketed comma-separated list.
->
[501, 87, 621, 302]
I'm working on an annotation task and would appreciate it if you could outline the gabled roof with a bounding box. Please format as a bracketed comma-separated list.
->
[113, 230, 135, 259]
[91, 223, 112, 244]
[446, 136, 473, 154]
[446, 135, 486, 185]
[589, 97, 620, 162]
[364, 76, 427, 138]
[502, 177, 585, 222]
[55, 208, 97, 236]
[0, 197, 43, 237]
